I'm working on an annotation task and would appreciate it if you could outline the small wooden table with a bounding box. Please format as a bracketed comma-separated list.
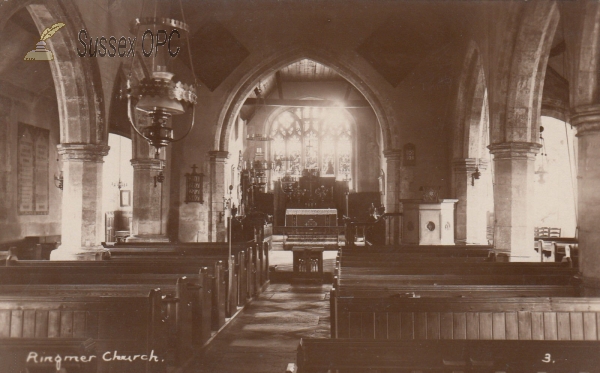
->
[292, 247, 325, 281]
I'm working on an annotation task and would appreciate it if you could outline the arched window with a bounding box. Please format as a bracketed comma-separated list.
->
[270, 107, 352, 180]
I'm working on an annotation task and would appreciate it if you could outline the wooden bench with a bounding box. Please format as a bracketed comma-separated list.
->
[333, 297, 600, 340]
[294, 338, 600, 373]
[0, 290, 167, 373]
[342, 244, 494, 256]
[534, 238, 579, 265]
[105, 241, 270, 302]
[0, 275, 206, 364]
[0, 261, 229, 347]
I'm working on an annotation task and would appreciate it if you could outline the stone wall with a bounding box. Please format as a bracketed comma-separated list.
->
[0, 84, 61, 243]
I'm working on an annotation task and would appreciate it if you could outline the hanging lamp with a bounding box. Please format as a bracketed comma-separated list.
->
[126, 0, 197, 159]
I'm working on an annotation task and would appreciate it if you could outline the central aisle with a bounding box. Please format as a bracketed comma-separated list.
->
[185, 283, 332, 373]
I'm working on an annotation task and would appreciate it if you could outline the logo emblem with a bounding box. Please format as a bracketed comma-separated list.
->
[24, 22, 65, 61]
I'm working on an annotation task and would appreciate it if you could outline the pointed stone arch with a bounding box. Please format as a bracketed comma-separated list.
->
[451, 41, 490, 245]
[499, 1, 560, 144]
[215, 47, 394, 154]
[452, 41, 488, 160]
[0, 0, 107, 145]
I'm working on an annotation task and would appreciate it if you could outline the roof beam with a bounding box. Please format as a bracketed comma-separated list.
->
[243, 98, 370, 108]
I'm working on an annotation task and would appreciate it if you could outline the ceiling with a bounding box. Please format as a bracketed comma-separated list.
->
[279, 60, 343, 82]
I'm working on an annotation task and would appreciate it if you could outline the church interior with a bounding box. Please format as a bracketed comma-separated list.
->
[0, 0, 599, 372]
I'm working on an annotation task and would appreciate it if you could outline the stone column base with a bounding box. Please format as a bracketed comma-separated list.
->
[125, 234, 170, 243]
[50, 245, 109, 261]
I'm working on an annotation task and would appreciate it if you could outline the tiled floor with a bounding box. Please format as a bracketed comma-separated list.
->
[185, 283, 332, 373]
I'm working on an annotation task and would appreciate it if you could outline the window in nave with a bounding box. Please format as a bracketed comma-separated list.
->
[270, 107, 352, 180]
[533, 116, 577, 237]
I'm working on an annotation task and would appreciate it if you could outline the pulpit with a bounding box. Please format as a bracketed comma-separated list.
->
[401, 199, 458, 245]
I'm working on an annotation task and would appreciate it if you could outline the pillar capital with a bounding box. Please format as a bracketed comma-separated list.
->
[130, 158, 165, 171]
[383, 149, 402, 161]
[208, 150, 229, 162]
[452, 158, 489, 172]
[488, 142, 541, 160]
[57, 143, 110, 162]
[571, 105, 600, 135]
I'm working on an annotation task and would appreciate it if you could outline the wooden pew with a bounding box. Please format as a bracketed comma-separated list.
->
[0, 276, 206, 365]
[294, 338, 600, 373]
[106, 241, 269, 300]
[0, 264, 216, 350]
[333, 297, 600, 340]
[342, 244, 494, 256]
[1, 252, 264, 337]
[0, 290, 168, 373]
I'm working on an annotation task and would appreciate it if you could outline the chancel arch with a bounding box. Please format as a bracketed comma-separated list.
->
[216, 49, 394, 154]
[218, 58, 385, 237]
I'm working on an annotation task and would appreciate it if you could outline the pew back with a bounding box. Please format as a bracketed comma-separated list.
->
[296, 338, 600, 373]
[334, 297, 600, 340]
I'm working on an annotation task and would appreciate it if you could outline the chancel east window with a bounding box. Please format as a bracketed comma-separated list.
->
[270, 107, 353, 180]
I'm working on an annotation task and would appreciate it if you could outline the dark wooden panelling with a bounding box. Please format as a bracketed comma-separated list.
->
[531, 312, 544, 340]
[557, 312, 571, 340]
[22, 310, 35, 338]
[387, 313, 401, 340]
[34, 310, 48, 338]
[60, 310, 73, 337]
[10, 310, 23, 337]
[440, 312, 453, 339]
[583, 313, 598, 340]
[466, 312, 479, 340]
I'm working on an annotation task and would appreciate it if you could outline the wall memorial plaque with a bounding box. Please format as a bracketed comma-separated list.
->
[18, 123, 49, 215]
[185, 164, 204, 203]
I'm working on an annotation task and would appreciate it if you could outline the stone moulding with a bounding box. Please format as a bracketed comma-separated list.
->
[571, 105, 600, 135]
[57, 143, 110, 162]
[488, 142, 541, 161]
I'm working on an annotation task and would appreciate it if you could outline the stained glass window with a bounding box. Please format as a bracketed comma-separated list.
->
[269, 107, 353, 180]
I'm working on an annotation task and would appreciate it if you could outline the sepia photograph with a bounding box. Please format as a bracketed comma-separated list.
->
[0, 0, 598, 372]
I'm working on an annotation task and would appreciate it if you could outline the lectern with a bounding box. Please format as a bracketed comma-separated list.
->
[401, 199, 458, 245]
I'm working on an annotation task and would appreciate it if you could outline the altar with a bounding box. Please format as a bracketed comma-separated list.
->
[283, 208, 341, 250]
[285, 208, 338, 227]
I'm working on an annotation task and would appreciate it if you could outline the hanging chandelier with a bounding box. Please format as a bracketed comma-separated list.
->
[536, 125, 548, 184]
[126, 0, 197, 159]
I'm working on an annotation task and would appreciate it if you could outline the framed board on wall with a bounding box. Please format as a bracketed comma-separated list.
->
[120, 190, 131, 207]
[17, 122, 49, 215]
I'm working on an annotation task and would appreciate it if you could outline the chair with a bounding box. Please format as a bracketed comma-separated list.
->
[548, 227, 561, 237]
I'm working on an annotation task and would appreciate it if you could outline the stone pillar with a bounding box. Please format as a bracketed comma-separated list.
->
[126, 158, 168, 242]
[452, 158, 489, 244]
[571, 106, 600, 295]
[51, 144, 110, 260]
[488, 142, 541, 261]
[208, 151, 228, 242]
[383, 149, 404, 244]
[383, 149, 402, 214]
